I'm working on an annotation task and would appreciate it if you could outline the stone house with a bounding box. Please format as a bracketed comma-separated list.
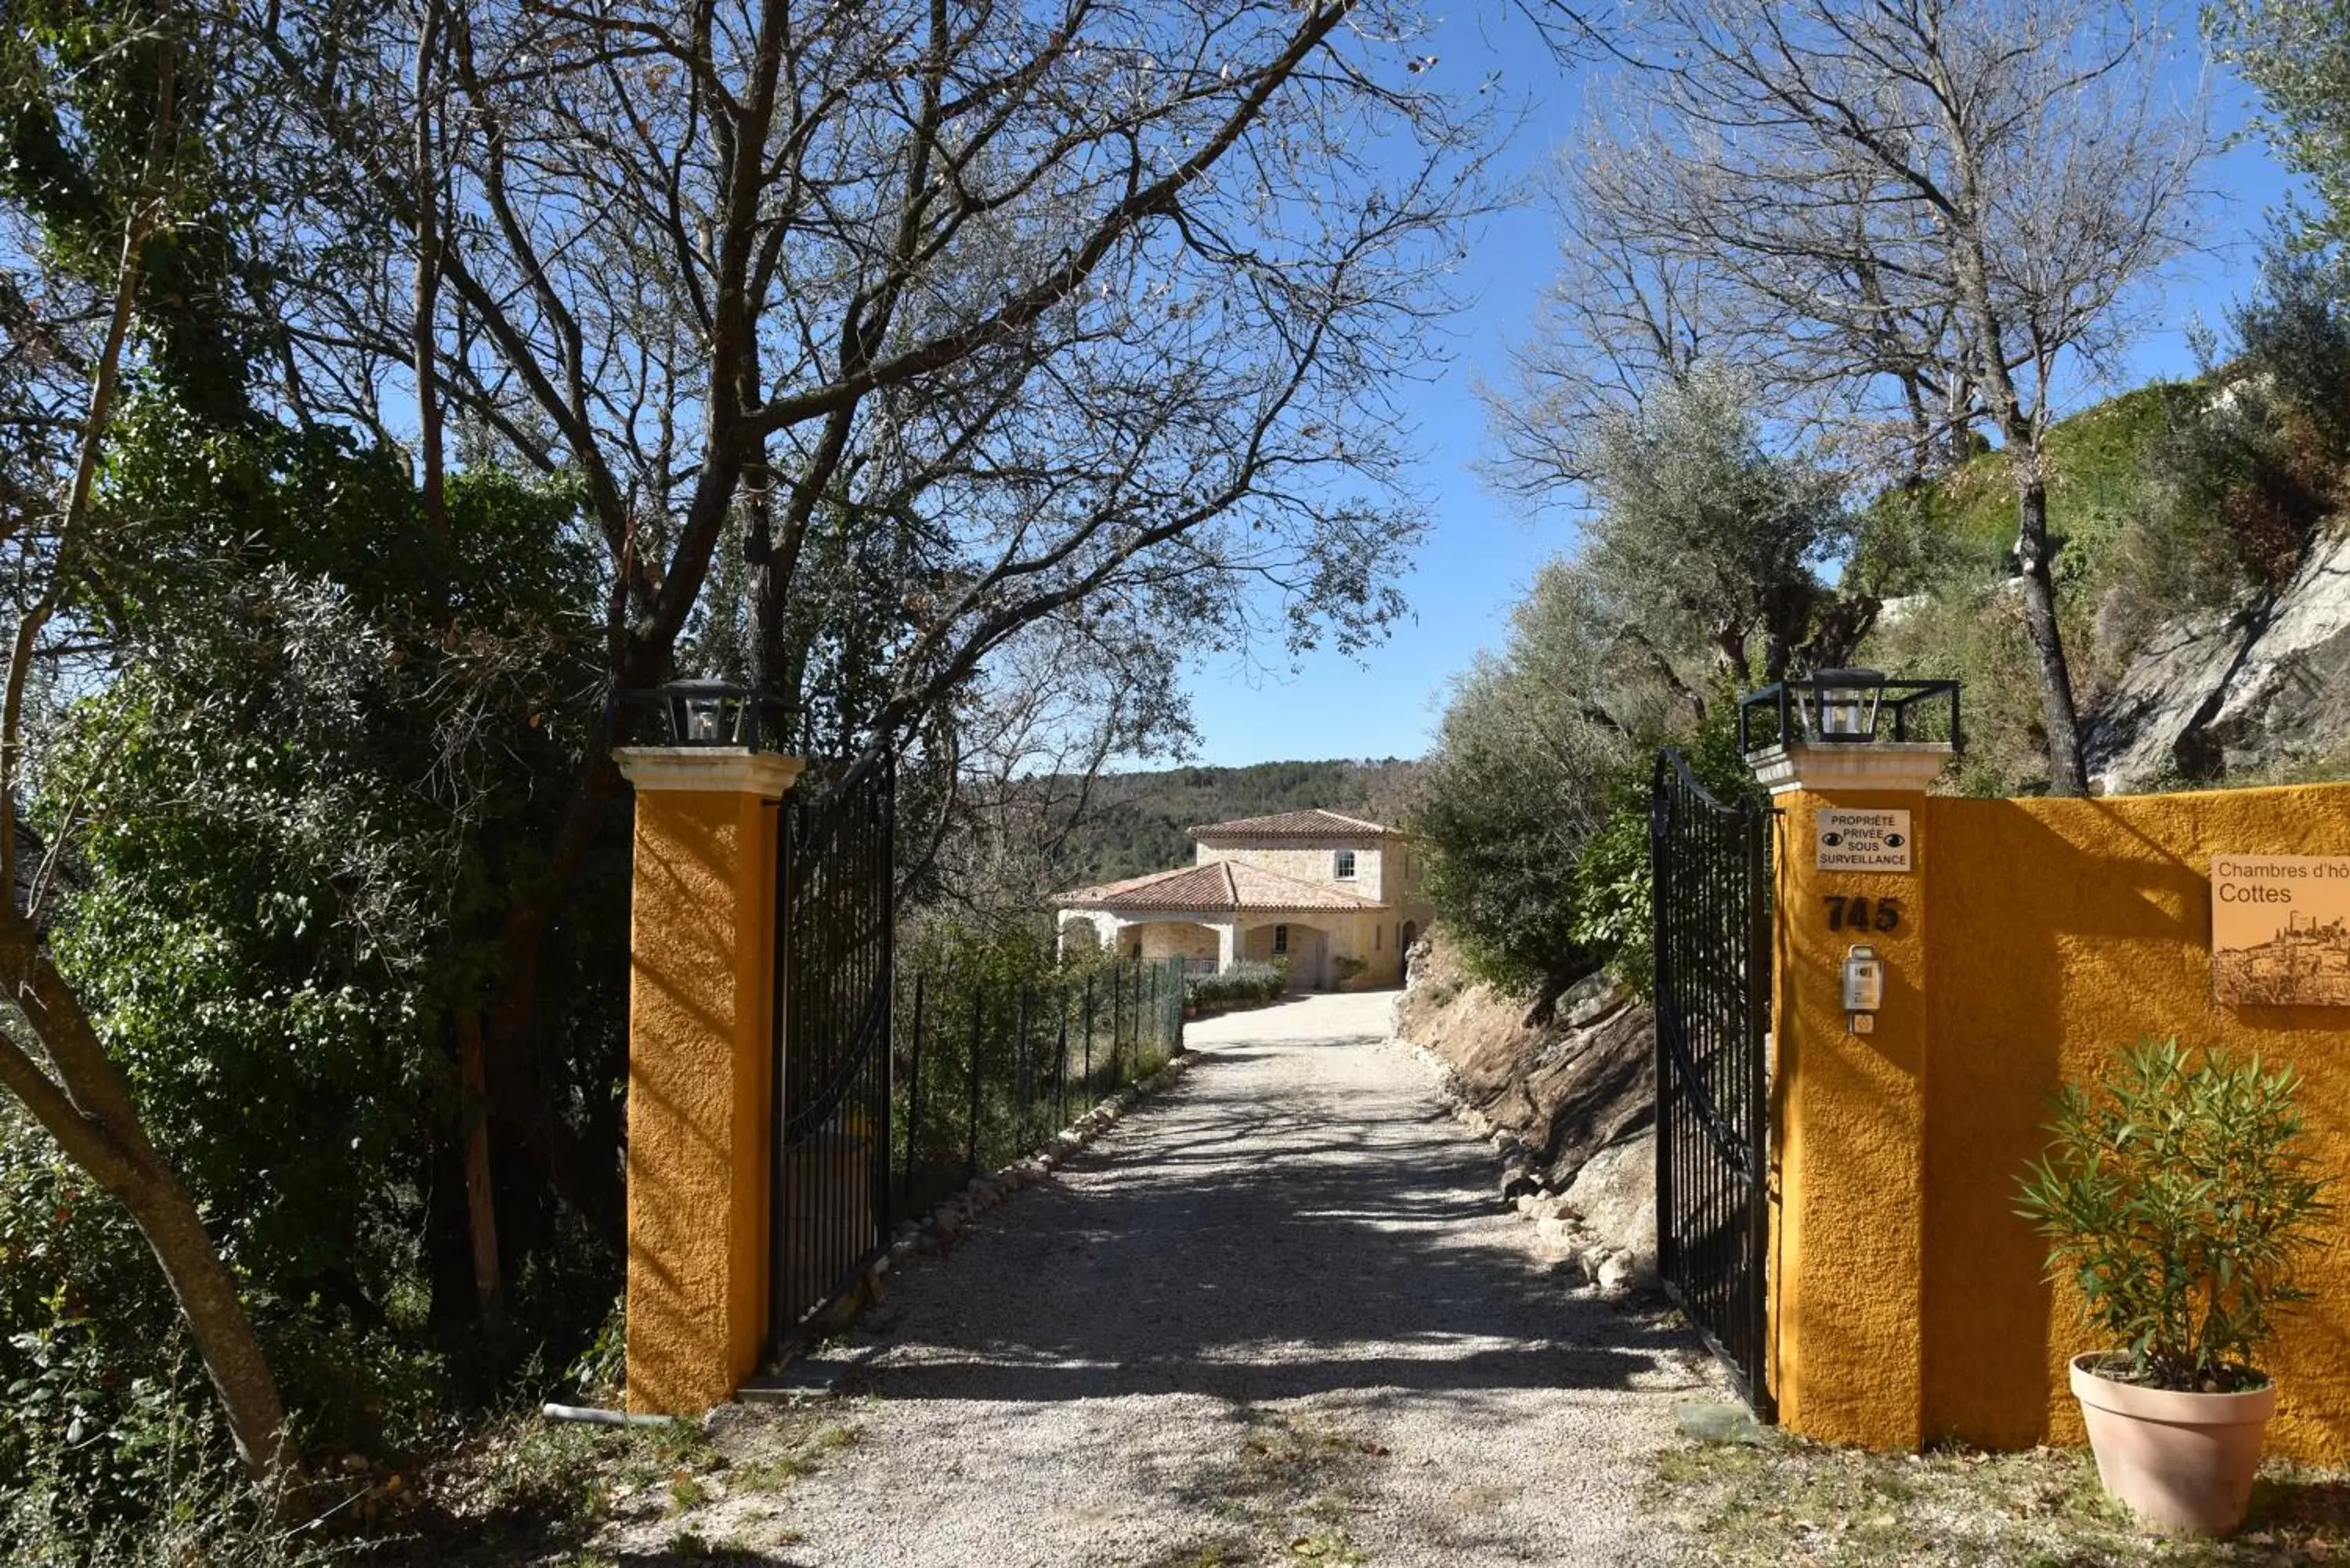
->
[1054, 809, 1432, 989]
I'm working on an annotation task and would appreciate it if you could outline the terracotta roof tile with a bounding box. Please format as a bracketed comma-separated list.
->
[1055, 859, 1383, 912]
[1187, 807, 1393, 840]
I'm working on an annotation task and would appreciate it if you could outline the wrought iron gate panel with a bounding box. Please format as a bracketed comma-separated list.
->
[1650, 748, 1774, 1421]
[771, 759, 895, 1359]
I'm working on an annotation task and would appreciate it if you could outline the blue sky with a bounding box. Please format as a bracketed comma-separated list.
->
[1170, 7, 2302, 769]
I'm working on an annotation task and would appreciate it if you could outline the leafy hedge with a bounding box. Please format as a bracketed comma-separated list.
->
[1187, 960, 1289, 1010]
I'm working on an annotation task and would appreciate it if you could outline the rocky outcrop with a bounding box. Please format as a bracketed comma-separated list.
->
[1397, 938, 1656, 1280]
[2088, 526, 2350, 793]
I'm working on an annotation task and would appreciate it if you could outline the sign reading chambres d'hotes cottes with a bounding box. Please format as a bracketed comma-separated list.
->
[2212, 854, 2350, 1006]
[1816, 809, 1913, 873]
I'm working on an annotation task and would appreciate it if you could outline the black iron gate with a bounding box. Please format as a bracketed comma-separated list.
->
[770, 760, 895, 1359]
[1650, 748, 1773, 1420]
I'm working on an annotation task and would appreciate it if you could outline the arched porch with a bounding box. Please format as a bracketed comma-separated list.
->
[1115, 918, 1231, 973]
[1240, 919, 1332, 990]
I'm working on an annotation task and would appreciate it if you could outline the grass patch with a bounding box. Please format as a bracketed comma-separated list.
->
[1157, 1408, 1389, 1566]
[666, 1471, 710, 1514]
[662, 1528, 762, 1560]
[725, 1420, 860, 1493]
[1656, 1434, 2350, 1565]
[362, 1403, 854, 1563]
[1281, 1526, 1365, 1562]
[1140, 1540, 1256, 1568]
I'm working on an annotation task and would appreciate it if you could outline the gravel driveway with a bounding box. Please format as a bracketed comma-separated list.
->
[639, 992, 1725, 1566]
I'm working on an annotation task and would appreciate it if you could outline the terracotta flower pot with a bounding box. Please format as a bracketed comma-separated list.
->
[2070, 1353, 2277, 1537]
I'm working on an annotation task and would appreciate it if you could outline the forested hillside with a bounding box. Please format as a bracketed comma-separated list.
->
[1047, 758, 1425, 887]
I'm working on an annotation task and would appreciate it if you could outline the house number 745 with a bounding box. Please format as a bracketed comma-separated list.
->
[1824, 895, 1901, 932]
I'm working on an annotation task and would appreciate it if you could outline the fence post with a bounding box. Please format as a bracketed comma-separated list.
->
[902, 971, 926, 1221]
[1083, 975, 1095, 1099]
[1112, 959, 1128, 1085]
[1015, 985, 1032, 1151]
[1055, 999, 1070, 1127]
[965, 989, 983, 1179]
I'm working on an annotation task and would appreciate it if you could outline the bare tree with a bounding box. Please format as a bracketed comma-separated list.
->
[1512, 0, 2209, 792]
[219, 0, 1487, 1271]
[1481, 160, 1724, 494]
[1488, 137, 1985, 498]
[913, 615, 1195, 923]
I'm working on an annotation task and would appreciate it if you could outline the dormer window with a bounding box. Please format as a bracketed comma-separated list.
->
[1334, 849, 1357, 880]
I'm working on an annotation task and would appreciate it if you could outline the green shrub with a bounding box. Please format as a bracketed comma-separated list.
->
[1187, 961, 1289, 1010]
[1568, 791, 1654, 997]
[2016, 1038, 2334, 1391]
[2118, 380, 2319, 618]
[2081, 256, 2350, 665]
[1568, 688, 1757, 996]
[0, 1317, 332, 1568]
[2234, 244, 2350, 455]
[1856, 573, 2092, 798]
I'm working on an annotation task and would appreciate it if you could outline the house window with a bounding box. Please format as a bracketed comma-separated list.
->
[1375, 924, 1383, 950]
[1334, 849, 1357, 880]
[1274, 924, 1289, 956]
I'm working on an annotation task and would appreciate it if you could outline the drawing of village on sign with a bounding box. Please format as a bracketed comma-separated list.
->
[2212, 854, 2350, 1006]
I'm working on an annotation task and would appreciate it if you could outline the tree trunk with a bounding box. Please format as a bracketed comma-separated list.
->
[456, 1007, 501, 1311]
[1714, 623, 1752, 687]
[0, 910, 287, 1478]
[1944, 166, 2088, 798]
[2008, 451, 2089, 795]
[411, 0, 447, 544]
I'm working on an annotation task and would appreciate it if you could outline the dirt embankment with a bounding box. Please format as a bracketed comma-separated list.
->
[1396, 934, 1658, 1277]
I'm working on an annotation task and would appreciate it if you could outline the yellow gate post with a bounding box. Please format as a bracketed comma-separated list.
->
[614, 746, 804, 1414]
[1752, 735, 1947, 1447]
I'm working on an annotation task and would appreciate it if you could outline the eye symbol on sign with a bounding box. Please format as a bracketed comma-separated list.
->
[1821, 832, 1844, 846]
[1885, 833, 1906, 848]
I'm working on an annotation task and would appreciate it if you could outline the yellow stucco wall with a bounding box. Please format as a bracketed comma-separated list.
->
[1771, 788, 1932, 1447]
[1922, 783, 2350, 1463]
[1773, 778, 2350, 1463]
[624, 786, 776, 1414]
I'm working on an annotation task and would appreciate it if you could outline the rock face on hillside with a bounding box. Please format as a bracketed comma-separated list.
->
[2087, 526, 2350, 792]
[1396, 938, 1657, 1277]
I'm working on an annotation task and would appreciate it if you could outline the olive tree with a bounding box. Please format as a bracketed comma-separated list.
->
[2213, 0, 2350, 255]
[1425, 370, 1849, 993]
[1579, 366, 1859, 684]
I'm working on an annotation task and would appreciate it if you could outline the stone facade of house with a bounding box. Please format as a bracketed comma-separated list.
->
[1054, 809, 1433, 990]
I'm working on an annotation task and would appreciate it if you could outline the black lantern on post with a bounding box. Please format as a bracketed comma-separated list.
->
[1737, 672, 1961, 757]
[1799, 668, 1886, 742]
[610, 681, 785, 750]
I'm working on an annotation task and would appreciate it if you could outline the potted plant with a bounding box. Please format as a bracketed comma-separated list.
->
[2016, 1037, 2332, 1537]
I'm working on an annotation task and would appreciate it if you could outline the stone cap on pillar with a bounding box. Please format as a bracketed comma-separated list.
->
[1748, 740, 1953, 797]
[614, 746, 806, 800]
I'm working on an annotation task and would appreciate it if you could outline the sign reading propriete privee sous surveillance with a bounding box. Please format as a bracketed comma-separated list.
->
[1816, 809, 1913, 873]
